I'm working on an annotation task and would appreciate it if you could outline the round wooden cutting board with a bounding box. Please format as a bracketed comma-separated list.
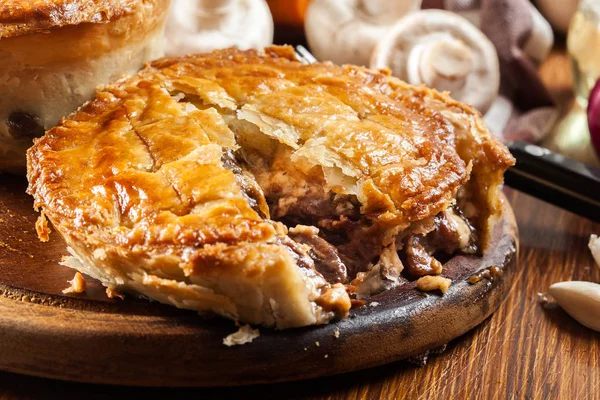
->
[0, 176, 518, 387]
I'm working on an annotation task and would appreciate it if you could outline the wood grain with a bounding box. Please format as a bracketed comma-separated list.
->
[2, 188, 597, 400]
[0, 177, 517, 387]
[1, 44, 599, 399]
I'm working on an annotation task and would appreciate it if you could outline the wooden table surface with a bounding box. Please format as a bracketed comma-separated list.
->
[1, 45, 599, 399]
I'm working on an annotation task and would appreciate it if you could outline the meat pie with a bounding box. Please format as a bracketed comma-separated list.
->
[27, 46, 515, 328]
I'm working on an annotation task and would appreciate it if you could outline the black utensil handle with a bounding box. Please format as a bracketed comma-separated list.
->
[505, 141, 600, 222]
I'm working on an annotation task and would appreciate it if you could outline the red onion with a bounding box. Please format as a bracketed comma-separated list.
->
[588, 78, 600, 157]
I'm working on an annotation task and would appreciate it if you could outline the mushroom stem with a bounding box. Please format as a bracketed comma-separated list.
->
[483, 96, 514, 139]
[412, 38, 475, 93]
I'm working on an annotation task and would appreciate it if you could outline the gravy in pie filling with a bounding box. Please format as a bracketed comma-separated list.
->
[219, 136, 475, 293]
[160, 61, 484, 299]
[27, 47, 515, 326]
[156, 55, 491, 296]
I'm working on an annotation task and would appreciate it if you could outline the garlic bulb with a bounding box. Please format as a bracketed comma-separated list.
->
[304, 0, 422, 66]
[370, 10, 499, 114]
[165, 0, 274, 57]
[548, 281, 600, 332]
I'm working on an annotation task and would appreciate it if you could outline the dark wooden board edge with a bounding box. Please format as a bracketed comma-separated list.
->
[0, 198, 518, 387]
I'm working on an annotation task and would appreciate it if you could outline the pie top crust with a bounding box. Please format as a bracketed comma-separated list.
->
[0, 0, 144, 38]
[27, 46, 514, 328]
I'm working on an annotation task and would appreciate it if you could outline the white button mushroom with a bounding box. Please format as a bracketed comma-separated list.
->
[370, 10, 500, 114]
[164, 0, 274, 56]
[304, 0, 422, 66]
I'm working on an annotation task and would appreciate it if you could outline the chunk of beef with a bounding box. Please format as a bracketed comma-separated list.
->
[403, 234, 443, 278]
[221, 150, 269, 218]
[288, 225, 348, 284]
[402, 207, 475, 278]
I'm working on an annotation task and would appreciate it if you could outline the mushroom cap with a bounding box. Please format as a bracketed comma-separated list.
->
[370, 9, 500, 114]
[165, 0, 274, 56]
[304, 0, 422, 66]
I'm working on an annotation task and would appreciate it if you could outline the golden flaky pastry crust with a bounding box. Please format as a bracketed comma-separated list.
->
[0, 0, 139, 38]
[0, 0, 169, 172]
[27, 46, 514, 328]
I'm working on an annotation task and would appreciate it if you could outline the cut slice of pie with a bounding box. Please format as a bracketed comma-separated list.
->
[26, 46, 515, 329]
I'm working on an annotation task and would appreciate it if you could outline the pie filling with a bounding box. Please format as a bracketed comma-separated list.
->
[220, 135, 477, 300]
[155, 76, 489, 308]
[26, 46, 516, 328]
[164, 88, 482, 301]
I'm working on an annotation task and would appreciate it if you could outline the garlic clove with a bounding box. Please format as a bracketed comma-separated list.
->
[522, 2, 555, 64]
[590, 235, 600, 268]
[483, 95, 514, 140]
[548, 281, 600, 332]
[371, 10, 499, 114]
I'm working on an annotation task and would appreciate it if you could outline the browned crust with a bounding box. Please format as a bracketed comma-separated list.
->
[0, 0, 169, 67]
[25, 46, 514, 327]
[27, 45, 514, 252]
[0, 198, 518, 386]
[0, 0, 143, 38]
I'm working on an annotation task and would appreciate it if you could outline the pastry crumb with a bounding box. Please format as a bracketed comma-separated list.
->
[62, 272, 86, 294]
[537, 292, 549, 304]
[223, 324, 260, 347]
[304, 347, 308, 351]
[350, 298, 367, 308]
[315, 341, 320, 347]
[416, 276, 452, 294]
[35, 212, 51, 242]
[369, 301, 380, 307]
[106, 287, 125, 300]
[333, 328, 340, 338]
[324, 354, 329, 358]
